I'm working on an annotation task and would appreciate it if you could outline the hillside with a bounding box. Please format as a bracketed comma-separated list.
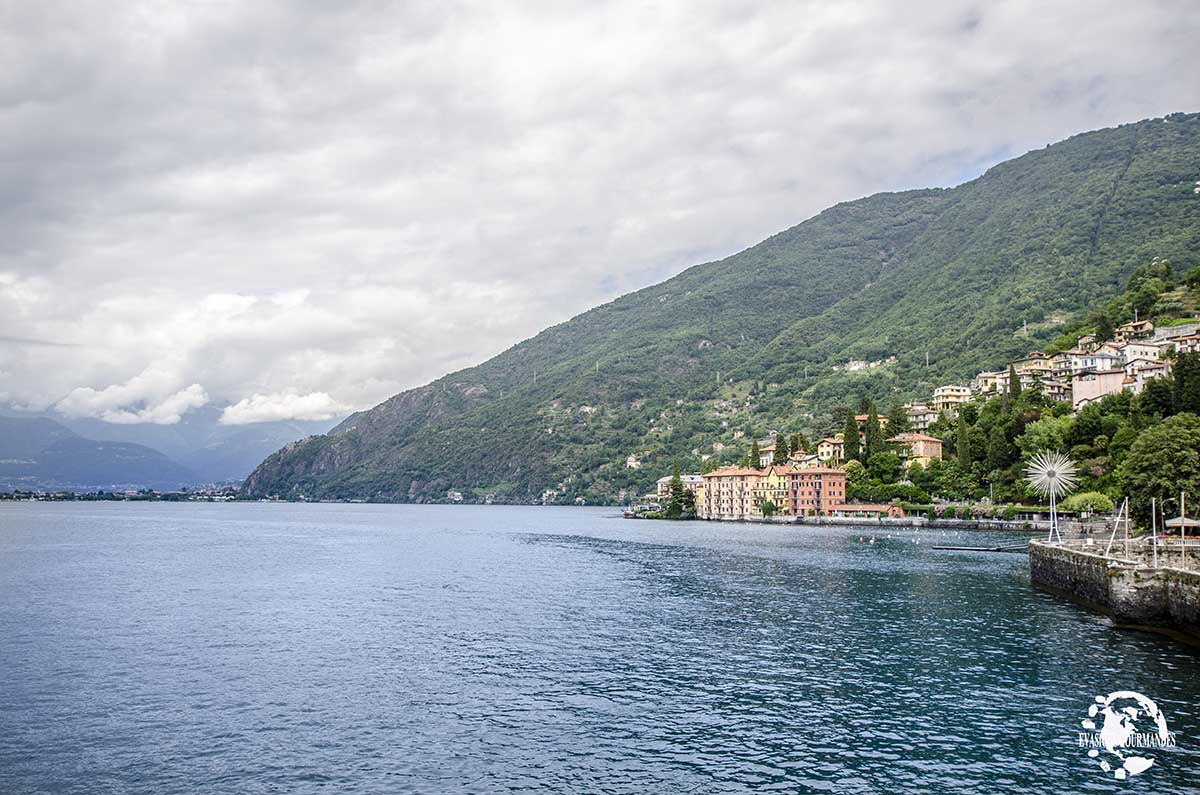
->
[243, 113, 1200, 503]
[0, 417, 197, 491]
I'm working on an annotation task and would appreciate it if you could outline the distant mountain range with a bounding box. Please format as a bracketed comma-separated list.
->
[241, 112, 1200, 504]
[0, 408, 341, 491]
[0, 416, 196, 491]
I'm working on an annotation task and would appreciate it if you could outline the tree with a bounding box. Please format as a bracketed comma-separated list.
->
[1119, 413, 1200, 521]
[956, 413, 972, 468]
[886, 402, 912, 435]
[1007, 364, 1021, 400]
[790, 433, 806, 454]
[772, 436, 789, 465]
[842, 414, 860, 462]
[1017, 414, 1074, 456]
[1027, 373, 1045, 406]
[843, 459, 869, 500]
[666, 464, 685, 518]
[761, 500, 778, 517]
[864, 407, 884, 459]
[1141, 376, 1175, 418]
[867, 451, 903, 484]
[1129, 282, 1160, 319]
[1174, 352, 1200, 415]
[1095, 313, 1115, 343]
[679, 488, 696, 517]
[1185, 264, 1200, 289]
[986, 423, 1013, 471]
[1061, 491, 1115, 514]
[749, 440, 761, 468]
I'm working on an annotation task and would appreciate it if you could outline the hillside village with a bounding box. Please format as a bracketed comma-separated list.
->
[658, 315, 1200, 521]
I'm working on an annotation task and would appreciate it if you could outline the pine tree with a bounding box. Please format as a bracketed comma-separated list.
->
[956, 414, 972, 468]
[790, 433, 805, 454]
[842, 414, 860, 462]
[1095, 313, 1115, 342]
[1007, 364, 1021, 401]
[864, 407, 884, 459]
[1027, 373, 1045, 406]
[772, 436, 789, 465]
[749, 440, 761, 468]
[667, 463, 685, 518]
[986, 424, 1011, 472]
[886, 402, 911, 435]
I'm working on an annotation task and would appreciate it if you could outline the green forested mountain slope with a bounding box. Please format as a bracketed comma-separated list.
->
[243, 112, 1200, 502]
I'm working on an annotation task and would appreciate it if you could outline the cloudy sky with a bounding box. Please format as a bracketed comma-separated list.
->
[2, 1, 1198, 426]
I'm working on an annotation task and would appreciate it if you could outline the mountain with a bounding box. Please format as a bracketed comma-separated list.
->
[57, 407, 342, 484]
[0, 417, 197, 491]
[243, 112, 1200, 503]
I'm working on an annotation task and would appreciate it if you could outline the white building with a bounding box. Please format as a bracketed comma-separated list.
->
[931, 385, 972, 415]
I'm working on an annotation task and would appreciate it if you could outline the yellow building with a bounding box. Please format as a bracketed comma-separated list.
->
[698, 466, 762, 519]
[751, 466, 793, 515]
[887, 432, 943, 468]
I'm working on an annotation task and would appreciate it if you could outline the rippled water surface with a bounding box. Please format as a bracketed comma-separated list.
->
[1, 503, 1198, 793]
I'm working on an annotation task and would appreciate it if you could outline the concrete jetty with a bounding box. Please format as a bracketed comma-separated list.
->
[1029, 539, 1200, 642]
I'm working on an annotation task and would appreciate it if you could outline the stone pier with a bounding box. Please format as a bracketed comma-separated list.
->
[1028, 540, 1200, 642]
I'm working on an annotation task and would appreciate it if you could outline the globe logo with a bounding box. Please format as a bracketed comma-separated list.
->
[1079, 691, 1176, 780]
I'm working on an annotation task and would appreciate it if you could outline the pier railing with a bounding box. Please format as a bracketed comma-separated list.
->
[1047, 534, 1200, 572]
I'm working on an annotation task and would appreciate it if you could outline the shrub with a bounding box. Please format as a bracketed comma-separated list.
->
[1061, 491, 1115, 514]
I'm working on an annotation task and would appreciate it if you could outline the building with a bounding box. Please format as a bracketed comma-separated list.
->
[1049, 350, 1078, 381]
[1076, 332, 1098, 350]
[1119, 340, 1162, 364]
[782, 467, 847, 516]
[790, 453, 823, 469]
[1151, 320, 1200, 344]
[1064, 350, 1124, 378]
[1041, 378, 1072, 404]
[752, 466, 793, 513]
[817, 435, 844, 463]
[656, 474, 703, 500]
[887, 432, 943, 468]
[931, 385, 972, 415]
[1011, 352, 1055, 391]
[828, 503, 907, 518]
[697, 466, 848, 520]
[1173, 334, 1200, 355]
[973, 370, 1007, 395]
[1115, 319, 1154, 343]
[1072, 369, 1127, 411]
[905, 402, 939, 431]
[1125, 359, 1170, 394]
[698, 467, 762, 519]
[757, 443, 777, 468]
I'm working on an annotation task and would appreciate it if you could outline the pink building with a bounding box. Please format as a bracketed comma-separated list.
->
[1071, 369, 1127, 411]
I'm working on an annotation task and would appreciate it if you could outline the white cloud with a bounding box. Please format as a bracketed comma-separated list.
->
[220, 391, 351, 425]
[57, 381, 209, 425]
[1, 1, 1198, 423]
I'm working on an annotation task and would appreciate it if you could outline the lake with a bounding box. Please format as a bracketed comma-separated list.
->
[1, 502, 1197, 793]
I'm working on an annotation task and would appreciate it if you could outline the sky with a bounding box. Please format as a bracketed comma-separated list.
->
[2, 1, 1199, 426]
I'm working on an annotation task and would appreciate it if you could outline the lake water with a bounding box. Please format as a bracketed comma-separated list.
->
[1, 503, 1197, 793]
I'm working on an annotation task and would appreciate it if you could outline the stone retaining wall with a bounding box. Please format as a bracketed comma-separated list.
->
[1029, 541, 1200, 640]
